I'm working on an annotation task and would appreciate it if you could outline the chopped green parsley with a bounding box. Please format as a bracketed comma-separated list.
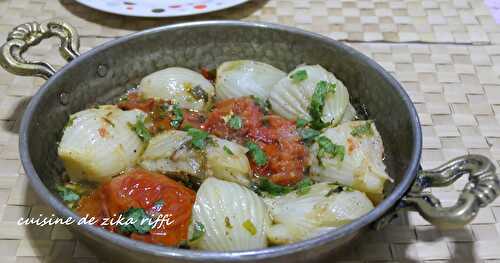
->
[250, 95, 272, 114]
[290, 70, 308, 83]
[316, 136, 345, 162]
[351, 121, 374, 138]
[256, 178, 293, 196]
[118, 207, 153, 235]
[55, 184, 80, 204]
[170, 104, 184, 129]
[254, 178, 317, 197]
[187, 128, 211, 150]
[223, 145, 234, 155]
[228, 115, 243, 130]
[244, 141, 268, 166]
[295, 178, 313, 196]
[308, 81, 336, 130]
[295, 118, 309, 128]
[297, 127, 321, 144]
[130, 116, 151, 142]
[189, 221, 206, 242]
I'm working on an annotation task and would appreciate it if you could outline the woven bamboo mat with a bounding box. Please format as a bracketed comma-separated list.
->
[0, 0, 500, 262]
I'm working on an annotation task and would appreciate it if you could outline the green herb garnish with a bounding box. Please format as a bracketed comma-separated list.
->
[245, 141, 268, 166]
[190, 221, 206, 242]
[130, 116, 151, 142]
[295, 118, 309, 128]
[290, 70, 308, 83]
[308, 81, 336, 130]
[296, 178, 313, 196]
[257, 178, 293, 196]
[187, 128, 211, 150]
[56, 184, 80, 203]
[316, 136, 345, 162]
[118, 207, 153, 235]
[254, 178, 317, 196]
[170, 104, 184, 129]
[250, 95, 271, 114]
[351, 121, 374, 138]
[242, 220, 257, 236]
[297, 128, 321, 144]
[228, 115, 243, 130]
[223, 145, 234, 155]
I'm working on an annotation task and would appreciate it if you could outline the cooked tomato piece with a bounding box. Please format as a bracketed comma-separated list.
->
[77, 169, 196, 247]
[250, 116, 308, 186]
[118, 92, 172, 134]
[204, 97, 263, 142]
[118, 92, 157, 113]
[76, 190, 103, 220]
[118, 92, 207, 134]
[204, 97, 308, 186]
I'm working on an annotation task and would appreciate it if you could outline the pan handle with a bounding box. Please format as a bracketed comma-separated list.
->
[377, 154, 499, 229]
[0, 20, 80, 80]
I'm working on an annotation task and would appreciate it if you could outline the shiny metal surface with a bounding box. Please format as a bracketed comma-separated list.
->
[0, 19, 494, 262]
[0, 20, 80, 79]
[404, 155, 499, 228]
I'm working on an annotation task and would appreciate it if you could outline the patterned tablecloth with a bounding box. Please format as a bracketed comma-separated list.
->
[0, 0, 499, 262]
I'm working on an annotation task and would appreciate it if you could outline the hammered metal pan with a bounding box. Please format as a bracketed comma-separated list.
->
[0, 20, 498, 263]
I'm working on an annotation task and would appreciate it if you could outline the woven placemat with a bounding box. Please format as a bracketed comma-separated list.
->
[0, 0, 499, 262]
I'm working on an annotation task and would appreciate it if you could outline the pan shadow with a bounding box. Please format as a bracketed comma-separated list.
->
[58, 0, 270, 33]
[328, 211, 477, 262]
[1, 97, 30, 134]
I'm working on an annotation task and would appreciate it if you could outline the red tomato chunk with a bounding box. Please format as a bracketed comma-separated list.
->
[204, 97, 308, 186]
[77, 169, 196, 246]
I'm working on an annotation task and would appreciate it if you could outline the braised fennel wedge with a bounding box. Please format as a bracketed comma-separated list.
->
[189, 178, 271, 251]
[215, 60, 286, 101]
[264, 183, 374, 244]
[139, 67, 215, 112]
[139, 129, 252, 186]
[309, 121, 392, 194]
[58, 105, 145, 182]
[269, 65, 350, 128]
